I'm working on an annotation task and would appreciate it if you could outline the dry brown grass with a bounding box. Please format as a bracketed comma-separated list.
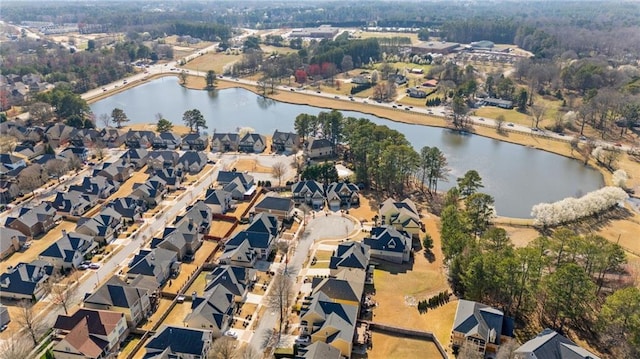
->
[142, 298, 173, 330]
[232, 158, 273, 173]
[3, 219, 77, 269]
[183, 52, 243, 74]
[123, 123, 191, 136]
[209, 220, 236, 238]
[185, 270, 209, 297]
[368, 331, 444, 359]
[162, 301, 192, 326]
[356, 31, 420, 44]
[163, 263, 198, 295]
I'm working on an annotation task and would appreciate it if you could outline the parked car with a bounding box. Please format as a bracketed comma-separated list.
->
[78, 264, 89, 270]
[295, 335, 310, 345]
[224, 330, 238, 339]
[89, 263, 101, 269]
[176, 295, 186, 303]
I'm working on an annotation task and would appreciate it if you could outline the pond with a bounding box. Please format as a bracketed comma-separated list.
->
[90, 76, 604, 218]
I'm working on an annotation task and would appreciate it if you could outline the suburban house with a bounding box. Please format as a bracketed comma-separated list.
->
[0, 260, 54, 300]
[184, 285, 234, 337]
[121, 148, 149, 169]
[326, 182, 359, 211]
[514, 328, 601, 359]
[127, 248, 179, 288]
[94, 160, 134, 183]
[175, 200, 213, 234]
[68, 176, 119, 199]
[305, 138, 334, 159]
[151, 220, 203, 262]
[105, 197, 146, 224]
[182, 133, 208, 151]
[52, 308, 128, 359]
[220, 217, 279, 267]
[219, 239, 257, 267]
[152, 132, 182, 150]
[70, 129, 102, 147]
[379, 198, 422, 239]
[76, 207, 123, 244]
[131, 176, 167, 207]
[253, 195, 294, 220]
[451, 299, 515, 358]
[407, 87, 428, 98]
[45, 124, 77, 147]
[300, 291, 358, 358]
[124, 130, 156, 149]
[204, 265, 256, 303]
[291, 180, 325, 208]
[329, 241, 370, 276]
[83, 276, 152, 328]
[363, 226, 412, 264]
[59, 146, 89, 162]
[0, 153, 27, 173]
[388, 73, 408, 85]
[211, 133, 240, 152]
[153, 168, 183, 191]
[311, 274, 364, 307]
[144, 325, 213, 359]
[50, 190, 97, 216]
[295, 342, 341, 359]
[39, 231, 97, 269]
[146, 150, 180, 171]
[100, 128, 126, 148]
[0, 180, 20, 204]
[204, 189, 233, 214]
[177, 151, 208, 174]
[14, 142, 45, 160]
[351, 75, 370, 85]
[0, 226, 27, 260]
[216, 171, 256, 200]
[272, 130, 300, 153]
[423, 79, 439, 87]
[238, 133, 267, 153]
[5, 202, 61, 237]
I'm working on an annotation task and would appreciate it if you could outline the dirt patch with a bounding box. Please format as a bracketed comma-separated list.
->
[232, 158, 273, 173]
[122, 123, 191, 136]
[500, 225, 541, 248]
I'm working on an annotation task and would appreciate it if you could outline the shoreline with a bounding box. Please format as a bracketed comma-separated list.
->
[89, 73, 640, 194]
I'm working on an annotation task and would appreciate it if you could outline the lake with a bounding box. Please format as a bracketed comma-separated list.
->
[90, 76, 604, 218]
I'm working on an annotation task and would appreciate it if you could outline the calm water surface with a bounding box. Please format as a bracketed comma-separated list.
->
[91, 77, 604, 217]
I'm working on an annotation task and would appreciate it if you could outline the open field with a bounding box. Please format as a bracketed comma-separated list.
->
[260, 45, 297, 55]
[233, 158, 273, 173]
[368, 331, 445, 359]
[183, 52, 243, 74]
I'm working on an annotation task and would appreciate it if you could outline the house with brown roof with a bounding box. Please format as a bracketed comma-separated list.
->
[52, 308, 128, 359]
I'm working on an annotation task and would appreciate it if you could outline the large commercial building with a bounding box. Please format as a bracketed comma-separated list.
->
[289, 25, 339, 39]
[411, 41, 460, 54]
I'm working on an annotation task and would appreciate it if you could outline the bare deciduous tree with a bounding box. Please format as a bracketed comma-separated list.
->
[0, 337, 32, 359]
[16, 300, 46, 346]
[67, 154, 83, 173]
[45, 158, 69, 183]
[17, 165, 45, 196]
[495, 114, 506, 134]
[530, 103, 547, 128]
[266, 273, 294, 337]
[237, 344, 261, 359]
[496, 339, 519, 359]
[48, 272, 80, 315]
[209, 336, 237, 359]
[98, 113, 111, 128]
[94, 139, 106, 161]
[272, 162, 287, 186]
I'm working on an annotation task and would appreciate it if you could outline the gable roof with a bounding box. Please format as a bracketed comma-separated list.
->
[300, 341, 341, 359]
[50, 190, 95, 213]
[239, 133, 265, 146]
[452, 299, 514, 346]
[246, 213, 279, 236]
[515, 328, 601, 359]
[204, 189, 231, 206]
[204, 265, 253, 297]
[54, 308, 124, 337]
[145, 325, 211, 357]
[5, 202, 59, 230]
[182, 133, 207, 142]
[211, 133, 239, 143]
[307, 138, 333, 150]
[272, 130, 299, 145]
[363, 226, 410, 253]
[76, 207, 122, 237]
[177, 151, 207, 168]
[1, 226, 28, 252]
[329, 241, 370, 271]
[128, 247, 177, 279]
[0, 260, 53, 295]
[379, 198, 420, 226]
[226, 230, 272, 251]
[216, 171, 253, 187]
[84, 276, 149, 309]
[254, 196, 294, 213]
[292, 180, 324, 197]
[105, 197, 144, 219]
[40, 231, 94, 262]
[186, 285, 234, 330]
[311, 277, 362, 303]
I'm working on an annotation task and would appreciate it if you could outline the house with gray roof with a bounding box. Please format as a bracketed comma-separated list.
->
[204, 265, 256, 303]
[305, 138, 334, 159]
[39, 231, 97, 269]
[182, 133, 208, 151]
[363, 226, 412, 264]
[379, 198, 423, 239]
[59, 146, 89, 162]
[50, 190, 97, 216]
[105, 197, 146, 223]
[144, 325, 213, 359]
[14, 142, 45, 160]
[204, 189, 232, 214]
[216, 171, 256, 200]
[76, 207, 123, 244]
[45, 124, 77, 147]
[311, 276, 364, 307]
[253, 195, 294, 220]
[121, 148, 149, 169]
[175, 200, 212, 234]
[151, 219, 202, 262]
[93, 159, 134, 183]
[152, 168, 183, 190]
[0, 226, 27, 260]
[184, 285, 234, 338]
[296, 341, 341, 359]
[0, 180, 20, 204]
[514, 328, 600, 359]
[5, 202, 60, 238]
[451, 299, 515, 357]
[272, 130, 300, 153]
[83, 276, 152, 327]
[69, 128, 102, 147]
[220, 212, 279, 266]
[0, 305, 10, 328]
[152, 132, 182, 150]
[131, 176, 167, 207]
[329, 241, 370, 276]
[124, 130, 156, 149]
[0, 153, 27, 173]
[238, 133, 267, 153]
[69, 176, 119, 199]
[100, 128, 125, 148]
[291, 180, 325, 208]
[146, 150, 181, 171]
[326, 182, 359, 210]
[0, 260, 54, 300]
[211, 133, 239, 152]
[177, 151, 208, 174]
[300, 291, 358, 358]
[127, 248, 178, 288]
